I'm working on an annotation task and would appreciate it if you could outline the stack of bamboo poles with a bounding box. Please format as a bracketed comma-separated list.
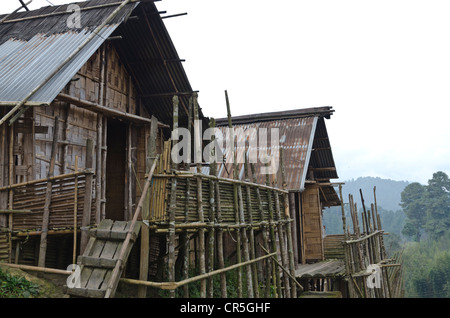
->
[339, 186, 404, 298]
[142, 92, 300, 298]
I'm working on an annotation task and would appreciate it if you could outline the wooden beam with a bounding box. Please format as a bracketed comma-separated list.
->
[56, 93, 169, 128]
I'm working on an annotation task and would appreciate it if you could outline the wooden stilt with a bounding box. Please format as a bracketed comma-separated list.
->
[80, 139, 94, 254]
[38, 117, 60, 268]
[250, 162, 272, 297]
[265, 167, 281, 297]
[73, 156, 79, 266]
[207, 118, 216, 298]
[225, 90, 242, 297]
[244, 152, 259, 297]
[280, 148, 298, 297]
[181, 96, 193, 297]
[138, 115, 158, 298]
[168, 96, 179, 298]
[193, 93, 206, 298]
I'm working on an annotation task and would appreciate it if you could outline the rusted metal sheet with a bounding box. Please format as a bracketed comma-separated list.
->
[0, 0, 205, 126]
[0, 0, 137, 105]
[209, 107, 340, 205]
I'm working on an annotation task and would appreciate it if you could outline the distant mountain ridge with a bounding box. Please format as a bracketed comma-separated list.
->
[338, 176, 410, 211]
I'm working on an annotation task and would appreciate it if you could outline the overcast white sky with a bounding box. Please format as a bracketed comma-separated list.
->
[2, 0, 449, 184]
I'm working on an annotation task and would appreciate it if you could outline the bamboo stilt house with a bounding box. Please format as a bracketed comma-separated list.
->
[0, 0, 402, 298]
[213, 107, 341, 265]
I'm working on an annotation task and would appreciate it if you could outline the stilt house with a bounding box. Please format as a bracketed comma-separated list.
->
[0, 0, 403, 299]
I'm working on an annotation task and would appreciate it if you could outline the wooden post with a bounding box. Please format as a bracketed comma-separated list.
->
[215, 148, 227, 296]
[138, 116, 158, 298]
[95, 113, 103, 224]
[244, 152, 259, 297]
[339, 185, 355, 298]
[272, 173, 290, 297]
[7, 123, 14, 263]
[250, 162, 272, 297]
[280, 148, 297, 297]
[207, 118, 216, 298]
[225, 90, 242, 297]
[265, 166, 281, 298]
[80, 139, 94, 254]
[38, 117, 59, 268]
[193, 93, 206, 297]
[181, 96, 193, 297]
[73, 156, 79, 265]
[168, 96, 179, 298]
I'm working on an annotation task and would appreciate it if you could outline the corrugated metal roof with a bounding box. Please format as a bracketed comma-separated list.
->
[213, 116, 317, 192]
[212, 107, 337, 193]
[0, 27, 117, 104]
[0, 0, 137, 105]
[0, 0, 206, 127]
[208, 107, 340, 205]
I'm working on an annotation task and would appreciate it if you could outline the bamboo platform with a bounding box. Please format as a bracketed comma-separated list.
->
[66, 219, 141, 298]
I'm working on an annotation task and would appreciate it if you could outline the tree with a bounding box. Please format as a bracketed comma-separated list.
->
[423, 171, 450, 240]
[400, 182, 426, 241]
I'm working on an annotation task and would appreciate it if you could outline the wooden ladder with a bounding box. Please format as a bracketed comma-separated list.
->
[66, 153, 159, 298]
[66, 219, 141, 298]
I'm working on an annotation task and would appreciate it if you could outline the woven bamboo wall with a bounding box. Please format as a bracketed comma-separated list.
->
[5, 174, 96, 232]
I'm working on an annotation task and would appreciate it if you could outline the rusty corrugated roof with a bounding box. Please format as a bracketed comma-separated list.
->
[210, 107, 340, 205]
[0, 0, 205, 127]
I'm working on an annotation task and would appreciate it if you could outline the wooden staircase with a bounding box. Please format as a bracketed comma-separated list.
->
[66, 219, 141, 298]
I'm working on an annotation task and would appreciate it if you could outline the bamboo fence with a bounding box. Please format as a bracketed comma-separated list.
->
[338, 185, 404, 298]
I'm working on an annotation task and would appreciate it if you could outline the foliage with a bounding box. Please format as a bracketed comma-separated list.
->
[401, 171, 450, 241]
[402, 232, 450, 297]
[0, 267, 40, 298]
[400, 171, 450, 297]
[400, 182, 427, 241]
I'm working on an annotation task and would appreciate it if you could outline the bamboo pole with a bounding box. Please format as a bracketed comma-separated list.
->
[207, 118, 216, 298]
[339, 184, 355, 298]
[181, 96, 193, 297]
[72, 156, 78, 267]
[193, 93, 206, 298]
[121, 252, 277, 291]
[244, 152, 259, 298]
[215, 158, 227, 297]
[80, 139, 94, 254]
[265, 165, 281, 298]
[280, 148, 297, 297]
[225, 90, 243, 297]
[138, 115, 159, 298]
[154, 172, 288, 193]
[7, 123, 14, 263]
[38, 117, 59, 268]
[250, 162, 272, 297]
[167, 96, 179, 298]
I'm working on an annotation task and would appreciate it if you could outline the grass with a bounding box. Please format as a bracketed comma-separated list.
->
[0, 267, 40, 298]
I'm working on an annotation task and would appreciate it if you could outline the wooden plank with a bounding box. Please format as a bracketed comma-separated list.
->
[86, 268, 107, 290]
[78, 256, 116, 268]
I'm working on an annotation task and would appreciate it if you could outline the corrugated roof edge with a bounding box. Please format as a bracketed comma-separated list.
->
[214, 106, 334, 126]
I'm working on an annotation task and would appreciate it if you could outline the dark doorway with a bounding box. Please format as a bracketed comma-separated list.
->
[105, 119, 126, 221]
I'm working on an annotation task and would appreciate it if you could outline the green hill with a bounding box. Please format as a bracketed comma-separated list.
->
[323, 176, 409, 238]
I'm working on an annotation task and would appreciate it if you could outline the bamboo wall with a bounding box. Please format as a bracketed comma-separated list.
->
[0, 42, 157, 267]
